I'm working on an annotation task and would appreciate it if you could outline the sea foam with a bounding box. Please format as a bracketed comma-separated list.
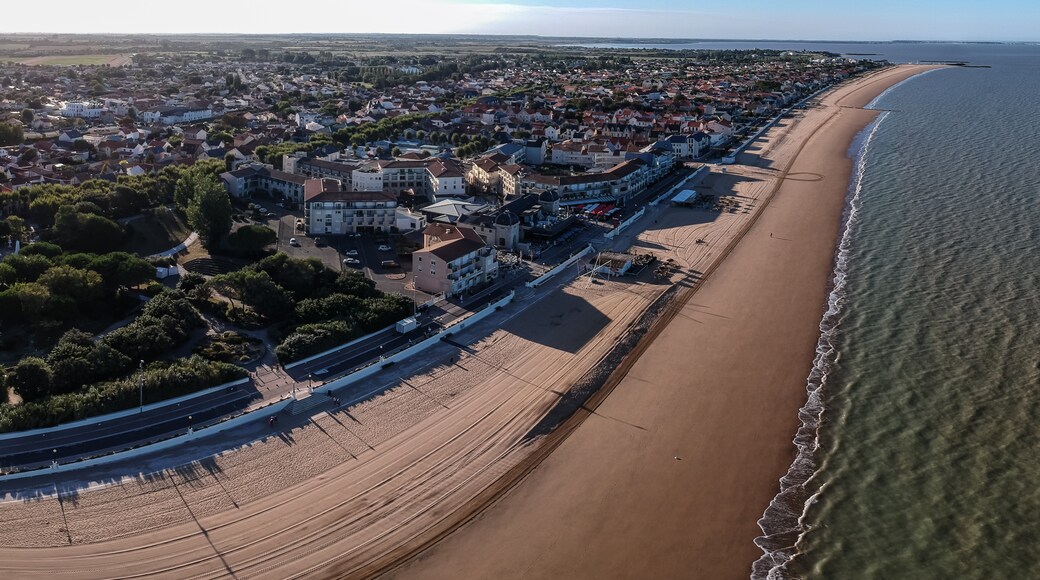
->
[750, 110, 890, 580]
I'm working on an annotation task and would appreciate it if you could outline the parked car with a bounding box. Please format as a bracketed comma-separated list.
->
[289, 238, 300, 247]
[377, 244, 392, 252]
[314, 237, 326, 247]
[343, 257, 361, 267]
[381, 260, 400, 269]
[344, 249, 359, 256]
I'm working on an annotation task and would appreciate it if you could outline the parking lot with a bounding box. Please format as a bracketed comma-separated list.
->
[328, 234, 435, 301]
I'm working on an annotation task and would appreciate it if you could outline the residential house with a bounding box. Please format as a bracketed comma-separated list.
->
[413, 224, 498, 297]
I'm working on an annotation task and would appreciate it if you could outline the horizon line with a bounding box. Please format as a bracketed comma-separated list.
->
[0, 32, 1035, 44]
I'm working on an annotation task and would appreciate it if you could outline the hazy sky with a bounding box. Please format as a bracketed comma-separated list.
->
[2, 0, 1038, 42]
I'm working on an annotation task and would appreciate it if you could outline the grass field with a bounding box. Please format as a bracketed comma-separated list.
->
[11, 54, 131, 66]
[123, 207, 191, 257]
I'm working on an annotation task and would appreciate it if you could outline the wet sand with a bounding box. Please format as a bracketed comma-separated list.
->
[390, 65, 939, 580]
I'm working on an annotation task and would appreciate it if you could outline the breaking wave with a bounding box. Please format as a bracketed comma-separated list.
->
[750, 110, 890, 580]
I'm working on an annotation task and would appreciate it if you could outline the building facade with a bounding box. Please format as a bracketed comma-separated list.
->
[413, 224, 499, 297]
[304, 178, 398, 235]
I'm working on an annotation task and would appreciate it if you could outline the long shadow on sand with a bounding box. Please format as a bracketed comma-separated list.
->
[504, 291, 611, 354]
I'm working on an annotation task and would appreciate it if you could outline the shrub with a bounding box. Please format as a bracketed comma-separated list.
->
[0, 356, 246, 433]
[275, 320, 359, 363]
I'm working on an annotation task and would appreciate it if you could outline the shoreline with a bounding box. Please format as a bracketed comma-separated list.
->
[389, 64, 941, 580]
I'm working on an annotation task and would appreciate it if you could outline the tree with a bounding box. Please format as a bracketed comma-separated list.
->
[207, 269, 291, 319]
[5, 216, 26, 243]
[38, 265, 104, 304]
[228, 224, 276, 258]
[9, 282, 54, 319]
[391, 146, 402, 157]
[18, 147, 37, 164]
[88, 252, 154, 291]
[334, 269, 378, 298]
[173, 161, 225, 211]
[19, 242, 63, 259]
[0, 122, 23, 146]
[47, 329, 130, 392]
[3, 253, 54, 283]
[224, 152, 236, 172]
[52, 206, 125, 253]
[28, 195, 64, 227]
[252, 253, 336, 300]
[186, 174, 233, 247]
[20, 108, 33, 124]
[110, 185, 149, 217]
[176, 271, 209, 299]
[5, 357, 54, 401]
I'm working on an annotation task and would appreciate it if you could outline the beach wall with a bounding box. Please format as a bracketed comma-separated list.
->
[1, 397, 291, 482]
[313, 291, 516, 397]
[526, 244, 595, 288]
[604, 208, 645, 239]
[649, 165, 708, 206]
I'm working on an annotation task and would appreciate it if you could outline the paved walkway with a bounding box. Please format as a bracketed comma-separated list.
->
[149, 231, 198, 258]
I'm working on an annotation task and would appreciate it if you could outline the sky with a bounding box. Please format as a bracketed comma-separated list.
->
[2, 0, 1038, 42]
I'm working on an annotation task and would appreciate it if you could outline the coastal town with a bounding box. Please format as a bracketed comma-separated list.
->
[0, 33, 900, 579]
[0, 37, 872, 301]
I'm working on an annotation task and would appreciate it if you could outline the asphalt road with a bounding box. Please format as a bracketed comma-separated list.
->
[0, 388, 254, 469]
[288, 324, 434, 384]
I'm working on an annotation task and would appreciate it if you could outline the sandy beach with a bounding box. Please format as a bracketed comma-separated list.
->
[0, 65, 935, 579]
[388, 64, 939, 580]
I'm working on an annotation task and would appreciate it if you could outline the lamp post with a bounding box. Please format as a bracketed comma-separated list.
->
[138, 360, 144, 413]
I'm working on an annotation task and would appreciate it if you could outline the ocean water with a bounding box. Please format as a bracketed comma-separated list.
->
[750, 46, 1040, 578]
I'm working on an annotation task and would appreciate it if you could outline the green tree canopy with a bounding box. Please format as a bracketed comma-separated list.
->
[186, 174, 233, 247]
[0, 122, 23, 146]
[19, 242, 63, 259]
[51, 206, 125, 253]
[228, 224, 276, 258]
[37, 264, 104, 305]
[5, 356, 53, 402]
[86, 252, 155, 291]
[207, 269, 292, 320]
[173, 160, 225, 211]
[2, 253, 54, 283]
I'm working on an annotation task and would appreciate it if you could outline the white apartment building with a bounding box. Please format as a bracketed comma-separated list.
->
[304, 179, 398, 235]
[351, 167, 384, 192]
[60, 101, 104, 118]
[426, 159, 465, 198]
